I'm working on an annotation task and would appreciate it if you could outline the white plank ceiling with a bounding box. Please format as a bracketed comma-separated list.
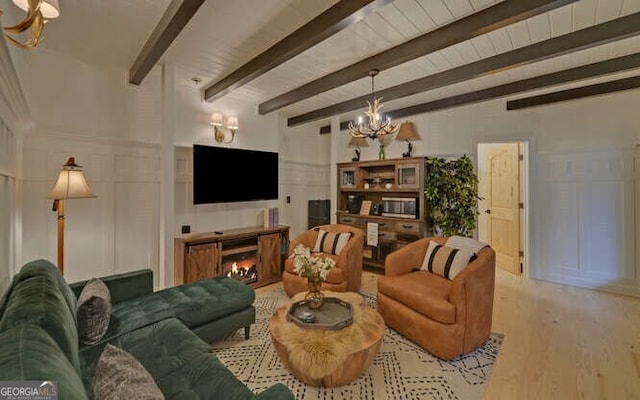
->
[16, 0, 640, 128]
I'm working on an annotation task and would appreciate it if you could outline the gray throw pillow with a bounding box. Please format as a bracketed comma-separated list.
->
[76, 278, 111, 345]
[93, 344, 164, 400]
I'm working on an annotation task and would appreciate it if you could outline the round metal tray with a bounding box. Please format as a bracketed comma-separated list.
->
[286, 297, 353, 330]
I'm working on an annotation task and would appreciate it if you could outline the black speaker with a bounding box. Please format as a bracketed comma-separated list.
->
[308, 200, 330, 229]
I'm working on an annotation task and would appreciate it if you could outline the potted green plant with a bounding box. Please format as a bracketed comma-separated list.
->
[424, 155, 482, 237]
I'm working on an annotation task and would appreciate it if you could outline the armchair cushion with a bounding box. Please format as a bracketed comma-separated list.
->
[313, 229, 352, 255]
[421, 240, 474, 280]
[378, 271, 455, 324]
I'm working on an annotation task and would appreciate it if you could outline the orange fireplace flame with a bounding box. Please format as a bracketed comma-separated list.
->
[227, 262, 252, 278]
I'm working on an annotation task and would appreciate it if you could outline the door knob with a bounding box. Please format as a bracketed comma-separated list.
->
[485, 209, 491, 214]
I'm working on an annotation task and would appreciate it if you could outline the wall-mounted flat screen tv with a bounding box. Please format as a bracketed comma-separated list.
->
[193, 144, 279, 204]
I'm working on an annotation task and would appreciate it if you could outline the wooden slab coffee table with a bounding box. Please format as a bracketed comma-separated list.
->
[269, 292, 384, 387]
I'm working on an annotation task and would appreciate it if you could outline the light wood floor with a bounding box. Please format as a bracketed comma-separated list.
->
[258, 269, 640, 399]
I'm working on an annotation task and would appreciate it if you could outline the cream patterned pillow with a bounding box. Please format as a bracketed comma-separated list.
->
[313, 229, 352, 255]
[76, 278, 111, 345]
[93, 344, 164, 400]
[421, 240, 474, 280]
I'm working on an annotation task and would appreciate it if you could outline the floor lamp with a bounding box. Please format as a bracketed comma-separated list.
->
[47, 157, 96, 274]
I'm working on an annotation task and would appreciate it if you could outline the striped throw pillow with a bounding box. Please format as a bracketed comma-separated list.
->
[421, 240, 474, 280]
[313, 229, 352, 255]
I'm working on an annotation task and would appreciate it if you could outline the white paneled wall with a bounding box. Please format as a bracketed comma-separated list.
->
[0, 120, 17, 292]
[21, 134, 162, 286]
[533, 149, 638, 296]
[280, 161, 332, 238]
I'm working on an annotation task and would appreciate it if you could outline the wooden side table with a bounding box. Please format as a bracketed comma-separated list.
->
[269, 294, 384, 387]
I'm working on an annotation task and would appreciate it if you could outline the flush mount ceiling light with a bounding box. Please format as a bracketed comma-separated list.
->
[1, 0, 60, 48]
[210, 112, 239, 143]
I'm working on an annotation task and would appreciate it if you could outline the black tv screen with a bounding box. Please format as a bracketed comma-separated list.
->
[193, 144, 279, 204]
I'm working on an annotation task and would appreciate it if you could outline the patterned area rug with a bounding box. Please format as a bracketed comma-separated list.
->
[211, 288, 503, 400]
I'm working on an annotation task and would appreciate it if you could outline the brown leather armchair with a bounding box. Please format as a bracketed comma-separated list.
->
[282, 224, 364, 297]
[377, 236, 496, 360]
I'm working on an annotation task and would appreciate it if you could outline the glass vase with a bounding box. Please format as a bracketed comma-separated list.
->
[305, 278, 324, 309]
[378, 143, 385, 160]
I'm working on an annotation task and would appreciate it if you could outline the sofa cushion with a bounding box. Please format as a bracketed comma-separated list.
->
[93, 344, 164, 400]
[313, 229, 352, 255]
[421, 240, 474, 280]
[378, 271, 455, 324]
[0, 272, 81, 373]
[77, 278, 112, 345]
[80, 317, 212, 392]
[0, 325, 88, 400]
[156, 353, 256, 400]
[143, 276, 255, 328]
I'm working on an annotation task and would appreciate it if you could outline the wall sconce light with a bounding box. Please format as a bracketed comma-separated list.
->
[210, 112, 239, 143]
[395, 121, 420, 158]
[47, 157, 96, 274]
[1, 0, 61, 48]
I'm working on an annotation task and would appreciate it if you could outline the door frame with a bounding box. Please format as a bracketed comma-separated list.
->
[475, 139, 531, 278]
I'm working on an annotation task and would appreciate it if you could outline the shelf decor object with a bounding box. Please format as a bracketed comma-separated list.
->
[2, 0, 61, 48]
[396, 121, 420, 158]
[347, 136, 368, 161]
[347, 69, 400, 159]
[290, 244, 336, 309]
[47, 157, 96, 274]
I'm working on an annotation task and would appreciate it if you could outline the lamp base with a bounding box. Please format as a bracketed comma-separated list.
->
[402, 141, 413, 158]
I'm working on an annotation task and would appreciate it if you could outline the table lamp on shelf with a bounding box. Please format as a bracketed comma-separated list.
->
[47, 157, 96, 274]
[348, 136, 368, 161]
[395, 122, 420, 158]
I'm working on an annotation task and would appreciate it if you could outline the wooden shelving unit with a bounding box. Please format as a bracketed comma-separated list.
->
[336, 157, 427, 270]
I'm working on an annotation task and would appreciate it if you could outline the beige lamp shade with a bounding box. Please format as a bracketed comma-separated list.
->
[348, 136, 369, 147]
[47, 158, 96, 200]
[12, 0, 60, 18]
[395, 122, 420, 141]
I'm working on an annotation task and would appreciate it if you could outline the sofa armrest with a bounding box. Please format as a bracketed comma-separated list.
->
[70, 269, 154, 304]
[255, 383, 295, 400]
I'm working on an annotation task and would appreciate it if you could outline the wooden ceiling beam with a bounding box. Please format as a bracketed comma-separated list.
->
[291, 11, 640, 127]
[203, 0, 394, 103]
[129, 0, 206, 85]
[260, 0, 579, 114]
[506, 75, 640, 110]
[318, 52, 640, 133]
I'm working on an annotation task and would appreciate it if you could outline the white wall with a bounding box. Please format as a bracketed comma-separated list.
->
[0, 120, 17, 292]
[278, 117, 332, 238]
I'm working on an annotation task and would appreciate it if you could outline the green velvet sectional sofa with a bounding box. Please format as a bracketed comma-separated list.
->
[0, 259, 294, 399]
